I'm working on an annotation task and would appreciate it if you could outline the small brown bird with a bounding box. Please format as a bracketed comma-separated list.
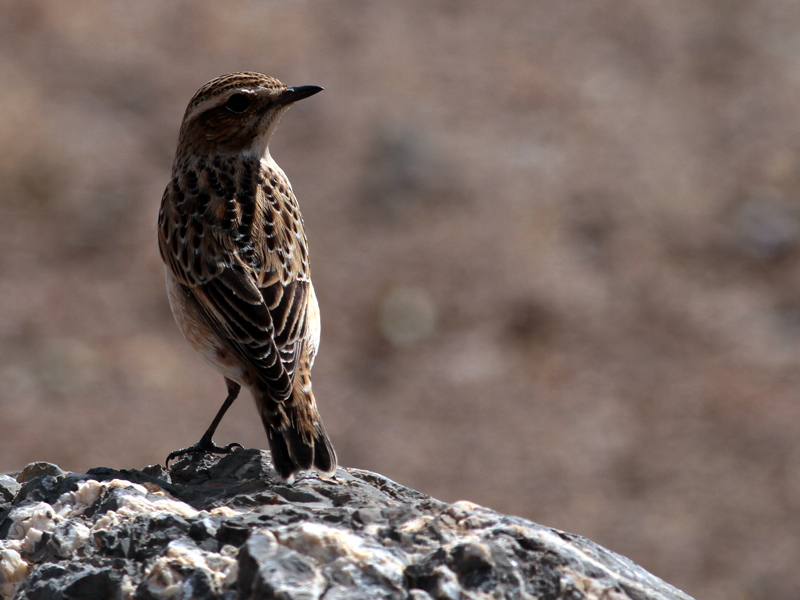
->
[158, 72, 336, 481]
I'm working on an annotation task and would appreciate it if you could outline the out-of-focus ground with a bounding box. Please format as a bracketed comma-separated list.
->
[2, 2, 800, 598]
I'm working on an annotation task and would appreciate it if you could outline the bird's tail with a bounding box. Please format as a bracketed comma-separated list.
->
[259, 388, 337, 481]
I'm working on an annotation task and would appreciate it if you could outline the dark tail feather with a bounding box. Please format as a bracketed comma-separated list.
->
[311, 426, 337, 474]
[264, 417, 338, 481]
[283, 426, 315, 471]
[265, 427, 296, 480]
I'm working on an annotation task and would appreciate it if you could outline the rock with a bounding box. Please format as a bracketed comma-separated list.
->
[0, 475, 19, 504]
[0, 449, 693, 599]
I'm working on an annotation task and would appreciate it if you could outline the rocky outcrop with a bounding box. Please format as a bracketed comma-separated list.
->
[0, 449, 693, 599]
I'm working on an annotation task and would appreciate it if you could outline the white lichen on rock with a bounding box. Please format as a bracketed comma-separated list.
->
[0, 453, 695, 600]
[143, 541, 238, 599]
[0, 477, 217, 598]
[277, 522, 407, 589]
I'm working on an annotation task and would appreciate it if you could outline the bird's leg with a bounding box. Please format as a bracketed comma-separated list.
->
[166, 379, 243, 466]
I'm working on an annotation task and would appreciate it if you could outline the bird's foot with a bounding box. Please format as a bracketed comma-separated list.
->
[165, 439, 243, 468]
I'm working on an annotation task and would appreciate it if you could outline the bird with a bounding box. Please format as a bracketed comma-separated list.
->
[157, 72, 336, 481]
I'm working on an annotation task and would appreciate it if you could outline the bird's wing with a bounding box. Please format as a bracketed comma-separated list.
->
[158, 166, 309, 404]
[192, 268, 309, 402]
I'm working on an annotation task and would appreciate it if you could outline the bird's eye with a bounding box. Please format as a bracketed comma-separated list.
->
[225, 93, 251, 114]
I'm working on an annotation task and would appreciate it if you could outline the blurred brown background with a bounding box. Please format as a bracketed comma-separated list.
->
[2, 2, 800, 598]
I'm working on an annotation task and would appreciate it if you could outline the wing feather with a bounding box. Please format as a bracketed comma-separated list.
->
[158, 158, 311, 404]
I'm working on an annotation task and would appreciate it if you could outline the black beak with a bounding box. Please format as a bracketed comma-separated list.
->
[279, 85, 324, 106]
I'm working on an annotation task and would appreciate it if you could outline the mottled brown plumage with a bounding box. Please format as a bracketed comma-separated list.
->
[158, 72, 335, 481]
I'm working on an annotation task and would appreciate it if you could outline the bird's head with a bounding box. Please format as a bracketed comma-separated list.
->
[175, 72, 322, 159]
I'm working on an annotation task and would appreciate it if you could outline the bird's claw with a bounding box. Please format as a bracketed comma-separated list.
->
[165, 440, 244, 468]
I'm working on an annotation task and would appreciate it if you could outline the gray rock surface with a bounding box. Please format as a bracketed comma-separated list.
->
[0, 450, 693, 599]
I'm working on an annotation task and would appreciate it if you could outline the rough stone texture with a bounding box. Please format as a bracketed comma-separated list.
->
[0, 450, 693, 600]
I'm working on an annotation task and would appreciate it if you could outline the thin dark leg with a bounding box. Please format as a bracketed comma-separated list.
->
[166, 379, 243, 467]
